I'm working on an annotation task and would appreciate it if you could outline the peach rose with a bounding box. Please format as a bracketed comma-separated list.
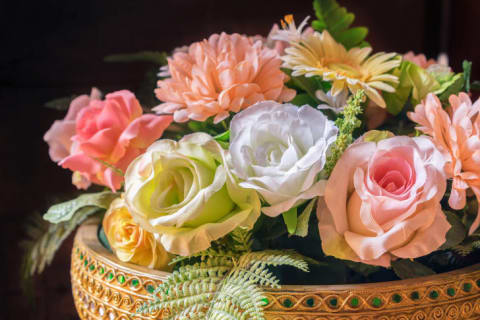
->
[103, 197, 172, 270]
[44, 88, 101, 162]
[318, 136, 450, 267]
[60, 90, 172, 191]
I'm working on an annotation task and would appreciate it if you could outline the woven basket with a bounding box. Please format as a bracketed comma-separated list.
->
[71, 219, 480, 320]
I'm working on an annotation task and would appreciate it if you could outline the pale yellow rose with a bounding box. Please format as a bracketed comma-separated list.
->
[103, 197, 172, 270]
[124, 132, 261, 256]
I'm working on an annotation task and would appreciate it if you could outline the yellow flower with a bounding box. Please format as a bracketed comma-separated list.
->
[103, 197, 172, 270]
[279, 18, 400, 108]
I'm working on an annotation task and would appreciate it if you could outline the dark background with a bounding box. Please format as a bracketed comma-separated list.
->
[2, 0, 480, 319]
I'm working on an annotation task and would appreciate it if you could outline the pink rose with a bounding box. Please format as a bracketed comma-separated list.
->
[318, 136, 450, 267]
[60, 90, 172, 191]
[44, 88, 102, 162]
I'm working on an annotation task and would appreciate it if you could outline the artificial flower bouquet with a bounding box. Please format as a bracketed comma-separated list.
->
[25, 0, 480, 319]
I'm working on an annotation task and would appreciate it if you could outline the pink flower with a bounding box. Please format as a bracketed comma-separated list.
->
[60, 90, 172, 191]
[318, 136, 450, 267]
[154, 33, 296, 123]
[403, 51, 437, 69]
[409, 93, 480, 234]
[44, 88, 102, 162]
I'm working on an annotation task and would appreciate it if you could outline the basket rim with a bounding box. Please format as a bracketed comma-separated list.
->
[75, 218, 480, 293]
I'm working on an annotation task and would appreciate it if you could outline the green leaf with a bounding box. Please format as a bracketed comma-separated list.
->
[104, 51, 168, 65]
[290, 93, 319, 107]
[471, 80, 480, 91]
[43, 191, 119, 223]
[214, 130, 230, 142]
[312, 0, 368, 49]
[437, 73, 464, 102]
[343, 260, 380, 277]
[463, 60, 472, 93]
[283, 68, 321, 104]
[282, 207, 298, 235]
[391, 259, 436, 280]
[440, 211, 468, 250]
[336, 27, 369, 50]
[294, 199, 316, 237]
[44, 95, 77, 111]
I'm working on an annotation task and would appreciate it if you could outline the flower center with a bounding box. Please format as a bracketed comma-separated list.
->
[327, 62, 363, 78]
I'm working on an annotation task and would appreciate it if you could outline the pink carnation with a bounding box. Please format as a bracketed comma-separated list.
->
[59, 90, 172, 191]
[318, 136, 450, 267]
[403, 51, 437, 69]
[154, 33, 296, 123]
[44, 88, 102, 162]
[409, 93, 480, 234]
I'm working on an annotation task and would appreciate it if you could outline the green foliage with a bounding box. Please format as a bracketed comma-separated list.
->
[104, 51, 168, 65]
[391, 259, 436, 280]
[43, 191, 118, 223]
[323, 90, 364, 175]
[282, 207, 298, 235]
[22, 208, 104, 279]
[294, 199, 316, 237]
[440, 211, 468, 250]
[463, 60, 472, 93]
[137, 228, 309, 320]
[312, 0, 368, 49]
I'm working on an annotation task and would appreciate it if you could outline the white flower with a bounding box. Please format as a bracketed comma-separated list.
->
[228, 101, 338, 216]
[316, 89, 349, 114]
[270, 15, 311, 43]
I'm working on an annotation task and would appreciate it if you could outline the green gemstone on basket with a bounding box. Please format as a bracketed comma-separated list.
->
[261, 298, 269, 306]
[329, 298, 338, 307]
[464, 283, 472, 292]
[429, 290, 439, 299]
[107, 272, 114, 281]
[283, 299, 293, 308]
[117, 275, 126, 284]
[371, 297, 382, 307]
[89, 264, 95, 271]
[99, 267, 104, 275]
[392, 294, 402, 303]
[410, 291, 420, 300]
[447, 288, 455, 297]
[146, 284, 155, 293]
[131, 279, 139, 287]
[306, 298, 315, 307]
[84, 259, 88, 267]
[80, 253, 83, 260]
[350, 297, 359, 307]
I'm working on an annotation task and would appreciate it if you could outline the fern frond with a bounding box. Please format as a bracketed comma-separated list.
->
[230, 227, 253, 253]
[169, 303, 209, 320]
[170, 247, 237, 266]
[238, 250, 309, 272]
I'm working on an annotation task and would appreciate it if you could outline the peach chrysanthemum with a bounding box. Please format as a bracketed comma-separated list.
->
[154, 33, 296, 123]
[408, 93, 480, 234]
[276, 17, 400, 108]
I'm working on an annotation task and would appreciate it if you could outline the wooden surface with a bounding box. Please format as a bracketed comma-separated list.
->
[2, 1, 480, 319]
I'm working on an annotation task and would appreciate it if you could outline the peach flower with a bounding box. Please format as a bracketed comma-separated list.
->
[60, 90, 172, 191]
[409, 93, 480, 234]
[318, 136, 450, 267]
[154, 33, 296, 123]
[403, 51, 437, 69]
[44, 88, 101, 162]
[103, 197, 172, 270]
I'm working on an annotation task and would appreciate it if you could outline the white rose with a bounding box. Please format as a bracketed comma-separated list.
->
[228, 101, 338, 216]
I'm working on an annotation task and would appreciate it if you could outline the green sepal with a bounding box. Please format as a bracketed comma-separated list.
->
[214, 130, 230, 142]
[391, 259, 436, 280]
[43, 191, 119, 223]
[283, 207, 298, 235]
[294, 199, 316, 237]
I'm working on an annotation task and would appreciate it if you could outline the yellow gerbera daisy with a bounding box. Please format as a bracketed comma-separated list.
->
[278, 17, 400, 108]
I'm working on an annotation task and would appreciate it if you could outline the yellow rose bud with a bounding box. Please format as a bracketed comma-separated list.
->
[103, 197, 172, 270]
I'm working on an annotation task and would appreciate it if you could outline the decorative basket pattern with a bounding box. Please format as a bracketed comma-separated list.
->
[72, 221, 480, 320]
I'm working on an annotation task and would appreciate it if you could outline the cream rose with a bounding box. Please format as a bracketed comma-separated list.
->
[103, 197, 172, 270]
[124, 133, 260, 256]
[318, 136, 451, 267]
[228, 101, 338, 216]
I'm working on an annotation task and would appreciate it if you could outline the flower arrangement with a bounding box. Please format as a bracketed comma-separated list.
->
[24, 0, 480, 319]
